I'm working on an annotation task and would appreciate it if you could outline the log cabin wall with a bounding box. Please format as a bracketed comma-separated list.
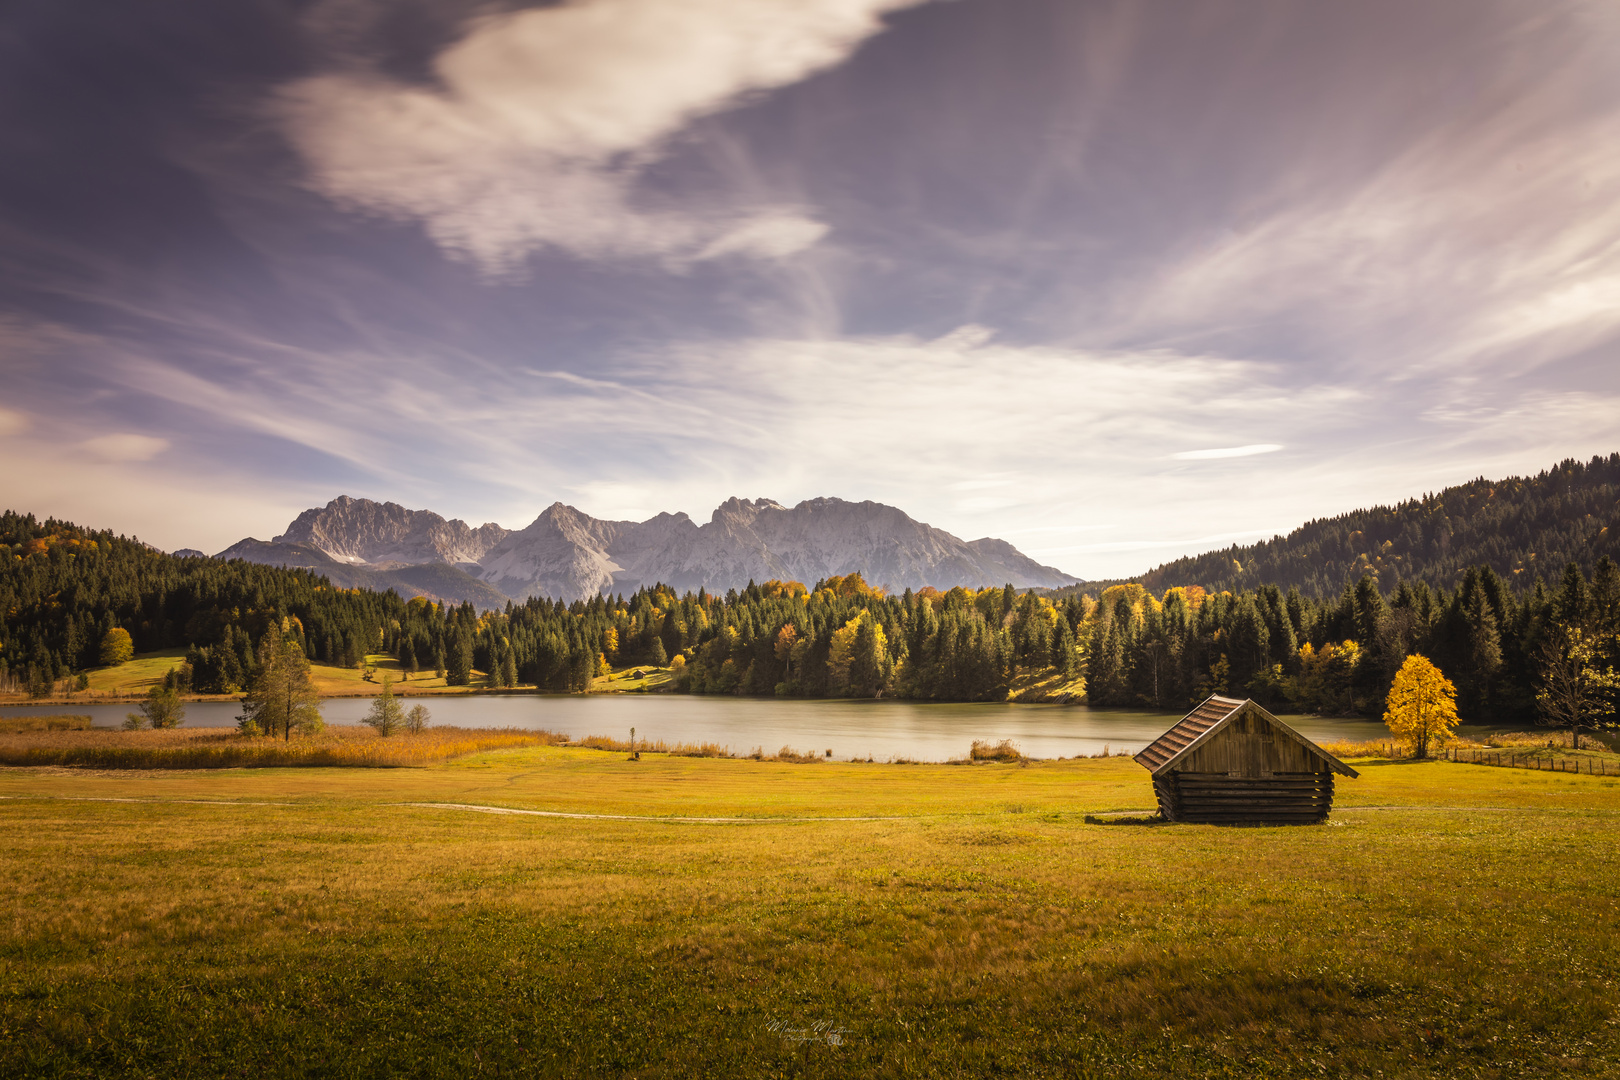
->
[1159, 706, 1336, 824]
[1136, 697, 1356, 825]
[1157, 771, 1335, 825]
[1174, 710, 1320, 777]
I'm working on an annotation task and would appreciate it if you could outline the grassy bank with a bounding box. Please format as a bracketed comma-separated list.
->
[1, 750, 1618, 1077]
[8, 654, 684, 706]
[0, 726, 564, 769]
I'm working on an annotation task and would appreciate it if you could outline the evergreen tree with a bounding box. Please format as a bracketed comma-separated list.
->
[239, 626, 323, 741]
[446, 630, 474, 686]
[362, 677, 405, 736]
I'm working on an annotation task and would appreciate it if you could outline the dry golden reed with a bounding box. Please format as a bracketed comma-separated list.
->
[970, 738, 1023, 763]
[1313, 736, 1405, 759]
[0, 725, 566, 769]
[571, 734, 736, 757]
[0, 714, 92, 733]
[0, 725, 753, 769]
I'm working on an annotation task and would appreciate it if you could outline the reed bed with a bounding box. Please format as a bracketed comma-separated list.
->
[0, 714, 92, 733]
[0, 725, 567, 769]
[1479, 729, 1619, 751]
[746, 745, 822, 763]
[1314, 736, 1406, 759]
[0, 725, 750, 769]
[970, 738, 1023, 763]
[570, 734, 737, 757]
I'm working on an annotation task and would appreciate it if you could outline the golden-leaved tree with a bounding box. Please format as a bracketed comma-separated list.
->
[1383, 654, 1460, 758]
[1535, 625, 1620, 750]
[99, 627, 133, 666]
[828, 611, 890, 697]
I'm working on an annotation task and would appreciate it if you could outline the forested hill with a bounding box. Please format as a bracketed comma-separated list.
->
[1109, 454, 1620, 598]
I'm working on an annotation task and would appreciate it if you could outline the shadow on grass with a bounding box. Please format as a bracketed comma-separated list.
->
[1083, 813, 1166, 826]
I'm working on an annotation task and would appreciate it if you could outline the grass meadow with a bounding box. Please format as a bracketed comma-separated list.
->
[9, 651, 682, 705]
[1, 747, 1617, 1078]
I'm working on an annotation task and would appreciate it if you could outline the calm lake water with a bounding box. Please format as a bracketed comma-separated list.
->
[1, 695, 1508, 762]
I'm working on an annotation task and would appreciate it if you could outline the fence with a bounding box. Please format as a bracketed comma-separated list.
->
[1448, 747, 1618, 776]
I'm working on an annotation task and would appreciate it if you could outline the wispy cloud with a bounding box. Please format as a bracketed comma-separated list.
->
[1171, 445, 1282, 461]
[81, 434, 169, 462]
[276, 0, 925, 274]
[3, 0, 1618, 578]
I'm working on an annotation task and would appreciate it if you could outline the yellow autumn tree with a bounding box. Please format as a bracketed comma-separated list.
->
[827, 611, 888, 694]
[99, 627, 134, 666]
[1383, 654, 1460, 759]
[827, 613, 864, 687]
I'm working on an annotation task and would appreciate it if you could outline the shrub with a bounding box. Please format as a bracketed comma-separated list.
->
[126, 685, 186, 731]
[970, 739, 1022, 763]
[362, 678, 404, 736]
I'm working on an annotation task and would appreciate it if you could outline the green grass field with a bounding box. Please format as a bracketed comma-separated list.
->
[2, 749, 1617, 1078]
[15, 652, 671, 705]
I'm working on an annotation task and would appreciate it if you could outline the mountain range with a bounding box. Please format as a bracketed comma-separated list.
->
[212, 495, 1080, 606]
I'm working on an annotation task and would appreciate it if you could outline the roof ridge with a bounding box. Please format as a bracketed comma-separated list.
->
[1134, 696, 1357, 778]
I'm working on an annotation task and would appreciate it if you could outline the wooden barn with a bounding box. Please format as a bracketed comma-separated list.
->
[1135, 695, 1357, 825]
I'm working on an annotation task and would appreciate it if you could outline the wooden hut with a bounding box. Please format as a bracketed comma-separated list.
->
[1135, 695, 1357, 824]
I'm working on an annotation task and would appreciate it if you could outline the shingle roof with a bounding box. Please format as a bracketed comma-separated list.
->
[1135, 695, 1359, 778]
[1134, 695, 1245, 772]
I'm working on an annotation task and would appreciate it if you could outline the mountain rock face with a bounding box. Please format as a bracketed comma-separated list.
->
[222, 494, 1080, 605]
[479, 496, 1079, 600]
[213, 537, 511, 609]
[275, 496, 508, 568]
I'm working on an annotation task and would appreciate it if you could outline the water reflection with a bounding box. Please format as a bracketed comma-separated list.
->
[2, 695, 1507, 763]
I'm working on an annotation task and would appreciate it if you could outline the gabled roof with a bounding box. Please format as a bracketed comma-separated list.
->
[1135, 695, 1358, 778]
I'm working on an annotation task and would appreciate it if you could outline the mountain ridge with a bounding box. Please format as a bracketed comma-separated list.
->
[217, 495, 1081, 604]
[1064, 453, 1620, 598]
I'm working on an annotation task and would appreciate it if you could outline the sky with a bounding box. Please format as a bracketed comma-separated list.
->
[2, 0, 1619, 581]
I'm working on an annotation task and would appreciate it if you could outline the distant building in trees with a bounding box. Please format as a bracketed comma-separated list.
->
[1135, 695, 1357, 825]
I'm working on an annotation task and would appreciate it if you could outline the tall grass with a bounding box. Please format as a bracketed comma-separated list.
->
[0, 725, 751, 769]
[0, 726, 566, 769]
[970, 738, 1023, 763]
[571, 734, 736, 757]
[1314, 736, 1405, 759]
[744, 745, 821, 763]
[1480, 730, 1620, 751]
[0, 714, 92, 733]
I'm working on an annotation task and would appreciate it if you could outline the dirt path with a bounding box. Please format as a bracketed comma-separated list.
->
[405, 801, 900, 824]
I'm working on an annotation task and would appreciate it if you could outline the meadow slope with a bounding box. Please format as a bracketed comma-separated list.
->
[1, 750, 1617, 1078]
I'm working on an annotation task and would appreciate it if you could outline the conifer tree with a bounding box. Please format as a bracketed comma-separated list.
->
[239, 626, 323, 741]
[362, 677, 405, 735]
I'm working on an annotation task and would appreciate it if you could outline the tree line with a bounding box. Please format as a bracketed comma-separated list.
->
[4, 509, 1616, 735]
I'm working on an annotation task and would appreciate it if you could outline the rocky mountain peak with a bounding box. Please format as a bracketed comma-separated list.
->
[237, 493, 1079, 604]
[274, 495, 508, 567]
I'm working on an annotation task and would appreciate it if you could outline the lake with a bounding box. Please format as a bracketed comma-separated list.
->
[0, 695, 1506, 762]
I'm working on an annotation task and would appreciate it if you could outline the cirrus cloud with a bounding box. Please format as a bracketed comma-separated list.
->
[277, 0, 927, 273]
[82, 434, 171, 462]
[1171, 444, 1283, 461]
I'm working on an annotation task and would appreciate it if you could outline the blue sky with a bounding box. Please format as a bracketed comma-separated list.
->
[2, 0, 1618, 579]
